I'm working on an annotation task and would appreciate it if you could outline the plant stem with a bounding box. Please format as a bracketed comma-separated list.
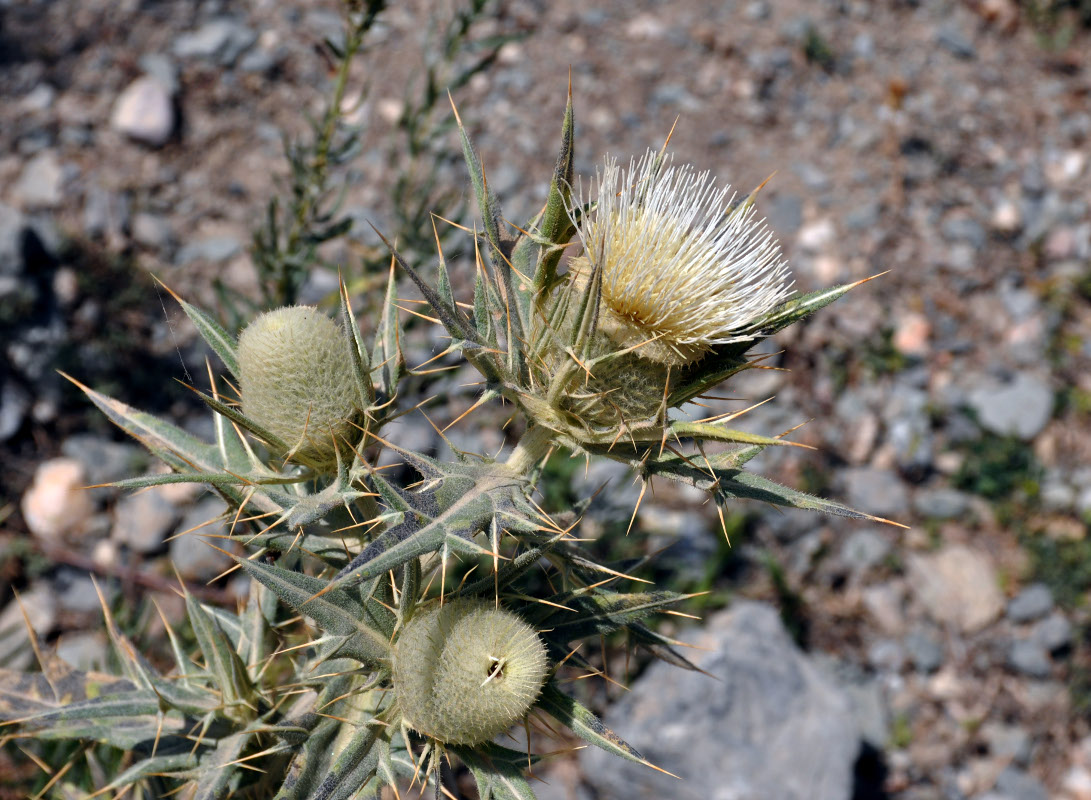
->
[505, 425, 554, 474]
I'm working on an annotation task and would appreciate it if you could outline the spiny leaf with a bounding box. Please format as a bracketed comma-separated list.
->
[717, 470, 903, 525]
[186, 593, 255, 711]
[454, 742, 540, 800]
[69, 375, 222, 474]
[338, 276, 376, 409]
[532, 87, 576, 294]
[537, 683, 651, 769]
[309, 724, 380, 800]
[230, 557, 392, 664]
[534, 589, 693, 639]
[371, 261, 402, 400]
[163, 285, 241, 379]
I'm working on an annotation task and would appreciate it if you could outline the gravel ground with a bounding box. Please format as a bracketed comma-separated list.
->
[2, 1, 1091, 798]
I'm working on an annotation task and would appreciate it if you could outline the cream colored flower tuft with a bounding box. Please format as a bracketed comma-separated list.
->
[569, 151, 793, 365]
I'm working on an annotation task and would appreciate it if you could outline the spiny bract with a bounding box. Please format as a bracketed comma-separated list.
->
[392, 601, 549, 745]
[238, 305, 360, 466]
[568, 150, 794, 366]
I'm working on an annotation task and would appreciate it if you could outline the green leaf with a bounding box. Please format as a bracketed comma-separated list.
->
[309, 724, 380, 800]
[96, 752, 201, 796]
[717, 470, 899, 524]
[193, 731, 250, 800]
[537, 683, 653, 769]
[170, 291, 241, 379]
[453, 742, 539, 800]
[70, 377, 223, 474]
[669, 421, 802, 448]
[0, 667, 183, 749]
[273, 718, 338, 800]
[231, 557, 391, 664]
[371, 262, 402, 400]
[186, 593, 255, 711]
[533, 90, 575, 294]
[338, 277, 376, 409]
[754, 279, 870, 336]
[536, 589, 692, 639]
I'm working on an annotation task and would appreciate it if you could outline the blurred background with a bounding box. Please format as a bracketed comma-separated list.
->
[1, 0, 1090, 798]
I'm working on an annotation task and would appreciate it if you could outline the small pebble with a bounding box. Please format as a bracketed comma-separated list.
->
[21, 457, 95, 542]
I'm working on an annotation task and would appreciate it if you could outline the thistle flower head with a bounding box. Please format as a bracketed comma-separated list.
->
[569, 150, 793, 365]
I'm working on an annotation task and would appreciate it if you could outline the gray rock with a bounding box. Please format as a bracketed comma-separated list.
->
[0, 379, 29, 441]
[867, 638, 906, 672]
[15, 151, 64, 208]
[993, 767, 1048, 800]
[942, 216, 986, 248]
[0, 582, 57, 670]
[0, 203, 27, 275]
[907, 545, 1003, 633]
[794, 163, 830, 193]
[238, 46, 278, 74]
[1039, 476, 1075, 512]
[173, 18, 257, 66]
[581, 602, 859, 800]
[1032, 613, 1071, 653]
[56, 570, 105, 614]
[1007, 584, 1053, 623]
[888, 413, 932, 474]
[845, 201, 880, 231]
[852, 32, 875, 62]
[55, 631, 109, 671]
[967, 372, 1053, 440]
[131, 212, 173, 249]
[841, 679, 889, 749]
[980, 722, 1032, 766]
[767, 193, 804, 235]
[839, 528, 891, 575]
[912, 488, 971, 520]
[843, 467, 910, 517]
[936, 23, 976, 59]
[111, 76, 175, 147]
[1008, 639, 1051, 678]
[905, 627, 944, 673]
[176, 236, 242, 265]
[61, 434, 144, 491]
[169, 496, 234, 582]
[112, 487, 178, 553]
[138, 53, 180, 94]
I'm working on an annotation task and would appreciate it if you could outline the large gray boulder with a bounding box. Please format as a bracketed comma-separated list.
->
[581, 602, 860, 800]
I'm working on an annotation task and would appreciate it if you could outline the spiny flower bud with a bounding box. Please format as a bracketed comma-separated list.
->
[392, 601, 549, 745]
[569, 150, 793, 367]
[237, 305, 360, 467]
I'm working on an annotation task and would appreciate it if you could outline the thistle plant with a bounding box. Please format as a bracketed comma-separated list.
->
[0, 88, 896, 800]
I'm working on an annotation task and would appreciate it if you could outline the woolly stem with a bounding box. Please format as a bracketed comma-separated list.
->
[505, 425, 553, 474]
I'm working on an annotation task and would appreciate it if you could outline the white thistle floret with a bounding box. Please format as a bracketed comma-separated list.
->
[569, 150, 794, 362]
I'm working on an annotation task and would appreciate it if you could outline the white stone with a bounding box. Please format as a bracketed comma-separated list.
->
[111, 76, 174, 147]
[21, 457, 94, 542]
[907, 544, 1004, 633]
[15, 151, 64, 208]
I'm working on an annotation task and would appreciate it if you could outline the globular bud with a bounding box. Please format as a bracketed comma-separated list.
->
[392, 601, 549, 745]
[237, 306, 360, 467]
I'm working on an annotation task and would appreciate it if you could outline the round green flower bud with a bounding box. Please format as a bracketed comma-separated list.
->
[392, 601, 549, 745]
[237, 305, 359, 467]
